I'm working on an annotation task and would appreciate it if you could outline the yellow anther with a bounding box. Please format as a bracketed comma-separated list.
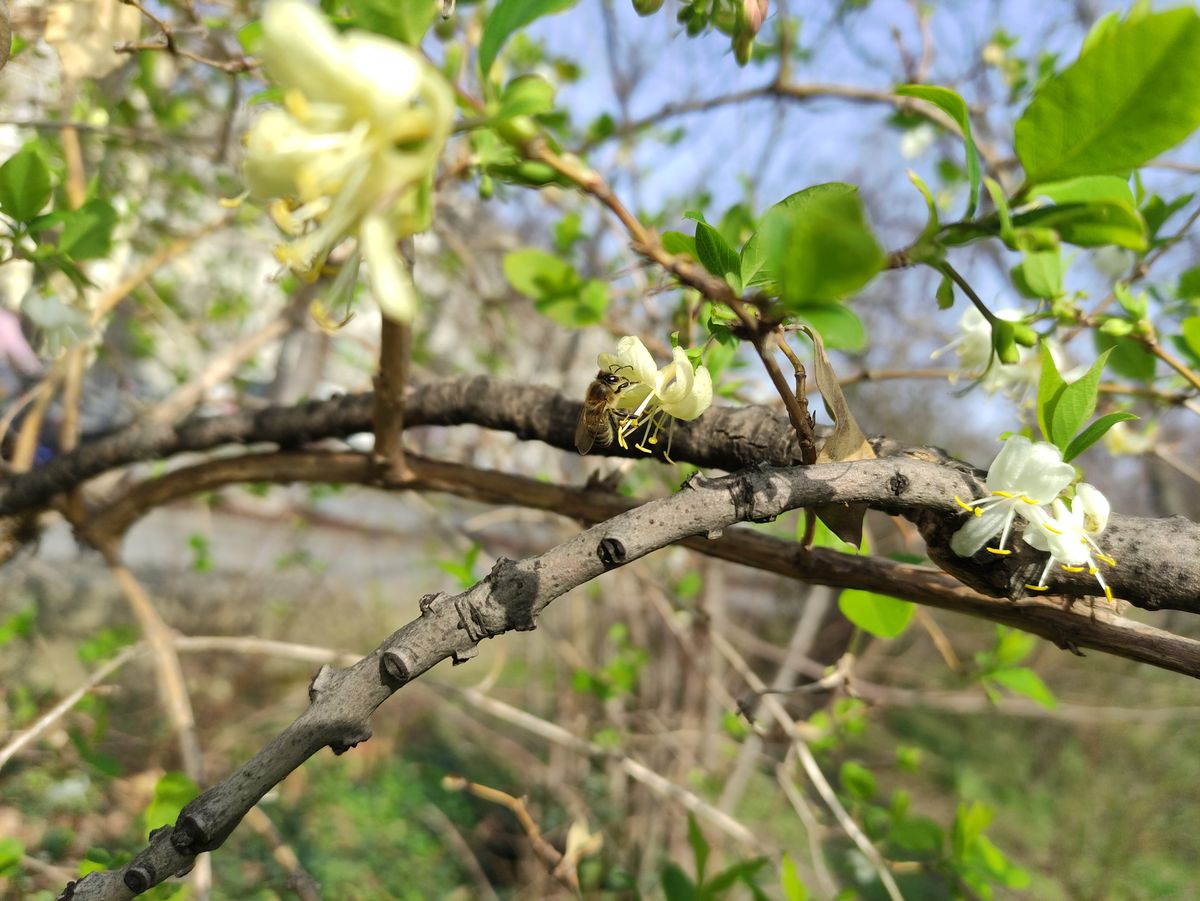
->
[648, 435, 658, 445]
[954, 495, 976, 512]
[635, 442, 652, 454]
[1042, 523, 1063, 534]
[986, 547, 1012, 556]
[992, 490, 1015, 499]
[1060, 565, 1085, 573]
[1097, 553, 1116, 566]
[1020, 496, 1040, 505]
[1104, 586, 1114, 602]
[1024, 583, 1049, 592]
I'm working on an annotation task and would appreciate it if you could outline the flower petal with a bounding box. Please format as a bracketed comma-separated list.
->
[362, 215, 416, 322]
[664, 364, 712, 421]
[950, 506, 1009, 557]
[1075, 483, 1110, 535]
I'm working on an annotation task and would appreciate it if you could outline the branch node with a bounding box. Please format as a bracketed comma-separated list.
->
[57, 880, 78, 900]
[171, 811, 211, 851]
[451, 645, 479, 665]
[597, 536, 627, 568]
[888, 470, 911, 496]
[174, 860, 195, 879]
[148, 824, 171, 842]
[307, 663, 338, 702]
[419, 592, 443, 616]
[330, 725, 372, 755]
[380, 646, 414, 685]
[123, 863, 155, 893]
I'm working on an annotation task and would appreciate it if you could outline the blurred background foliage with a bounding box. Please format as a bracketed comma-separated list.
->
[1, 0, 1199, 898]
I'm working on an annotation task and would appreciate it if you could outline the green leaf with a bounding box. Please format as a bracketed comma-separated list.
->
[662, 230, 698, 258]
[0, 604, 36, 645]
[497, 74, 557, 119]
[0, 837, 22, 876]
[1063, 410, 1139, 462]
[1013, 201, 1147, 251]
[687, 814, 709, 884]
[758, 187, 884, 306]
[662, 862, 696, 901]
[1033, 174, 1135, 206]
[1094, 330, 1155, 382]
[1015, 9, 1200, 185]
[896, 84, 981, 216]
[987, 666, 1058, 708]
[838, 589, 915, 639]
[536, 278, 607, 327]
[952, 801, 993, 862]
[693, 220, 741, 292]
[701, 857, 768, 895]
[1037, 345, 1110, 451]
[936, 274, 954, 309]
[793, 303, 866, 352]
[1182, 317, 1200, 358]
[0, 143, 52, 222]
[479, 0, 577, 77]
[887, 816, 944, 859]
[1178, 268, 1200, 300]
[348, 0, 438, 44]
[142, 772, 200, 834]
[1011, 249, 1063, 298]
[503, 247, 576, 296]
[779, 854, 808, 901]
[740, 182, 858, 290]
[839, 760, 877, 801]
[57, 199, 118, 260]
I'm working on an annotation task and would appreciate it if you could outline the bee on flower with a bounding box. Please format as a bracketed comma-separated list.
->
[241, 0, 454, 323]
[579, 336, 713, 461]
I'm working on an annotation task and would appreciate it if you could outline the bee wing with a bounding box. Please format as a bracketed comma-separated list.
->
[575, 409, 596, 455]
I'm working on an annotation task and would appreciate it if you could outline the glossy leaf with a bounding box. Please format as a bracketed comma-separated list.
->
[58, 199, 118, 260]
[1094, 330, 1155, 382]
[896, 84, 981, 216]
[1063, 410, 1139, 462]
[794, 303, 866, 351]
[0, 144, 52, 222]
[779, 854, 808, 901]
[740, 182, 859, 290]
[757, 187, 884, 306]
[1037, 346, 1110, 451]
[348, 0, 437, 44]
[1015, 9, 1200, 185]
[693, 219, 741, 291]
[838, 589, 915, 639]
[479, 0, 577, 77]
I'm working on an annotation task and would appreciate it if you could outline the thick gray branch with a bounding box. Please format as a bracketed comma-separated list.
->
[57, 459, 1200, 899]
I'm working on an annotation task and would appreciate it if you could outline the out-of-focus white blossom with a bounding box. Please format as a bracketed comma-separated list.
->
[242, 0, 453, 322]
[899, 124, 937, 159]
[1103, 419, 1158, 456]
[1022, 483, 1116, 602]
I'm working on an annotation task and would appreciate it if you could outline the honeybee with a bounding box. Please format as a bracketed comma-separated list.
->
[575, 366, 632, 455]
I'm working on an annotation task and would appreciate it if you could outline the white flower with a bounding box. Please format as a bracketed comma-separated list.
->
[931, 306, 1049, 405]
[950, 436, 1075, 557]
[242, 0, 453, 322]
[1022, 483, 1116, 602]
[22, 292, 92, 357]
[597, 336, 713, 460]
[899, 124, 937, 159]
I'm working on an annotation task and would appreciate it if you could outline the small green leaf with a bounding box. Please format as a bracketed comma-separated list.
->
[987, 666, 1058, 708]
[497, 74, 557, 119]
[1011, 249, 1063, 298]
[1013, 201, 1147, 251]
[661, 862, 696, 901]
[0, 604, 36, 645]
[1178, 268, 1200, 300]
[0, 837, 22, 876]
[0, 143, 52, 222]
[687, 814, 709, 884]
[1180, 317, 1200, 358]
[702, 857, 768, 894]
[58, 199, 118, 260]
[936, 274, 954, 309]
[1015, 9, 1200, 185]
[1033, 175, 1135, 206]
[1094, 331, 1155, 382]
[1063, 410, 1139, 462]
[758, 187, 884, 306]
[693, 220, 741, 292]
[503, 247, 576, 297]
[952, 801, 993, 862]
[779, 854, 808, 901]
[740, 182, 858, 290]
[838, 589, 915, 639]
[906, 169, 940, 241]
[662, 230, 698, 258]
[887, 816, 944, 859]
[142, 772, 200, 834]
[1038, 345, 1110, 450]
[479, 0, 577, 77]
[794, 303, 866, 352]
[896, 84, 981, 216]
[348, 0, 438, 44]
[839, 760, 877, 801]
